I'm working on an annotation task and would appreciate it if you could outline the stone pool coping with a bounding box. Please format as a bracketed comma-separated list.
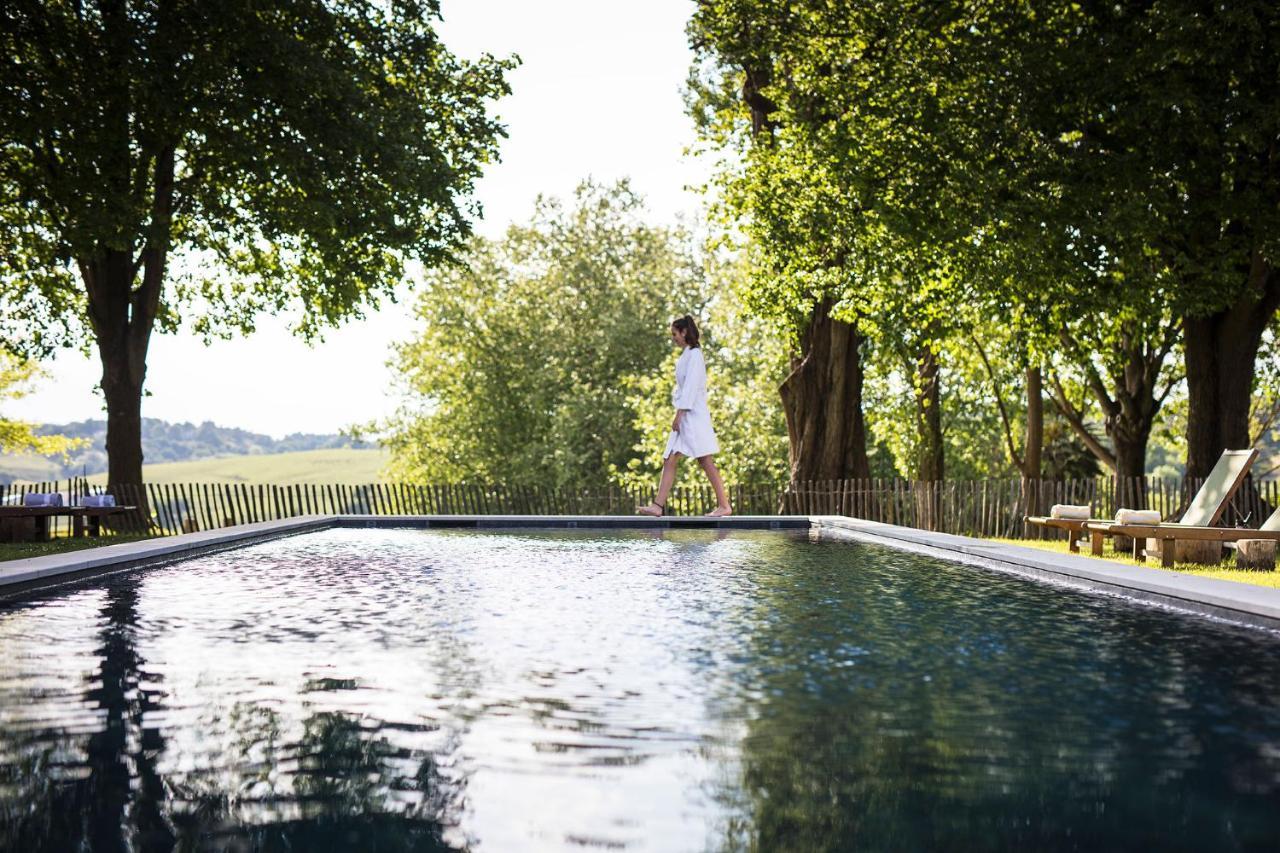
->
[812, 516, 1280, 631]
[2, 513, 1279, 631]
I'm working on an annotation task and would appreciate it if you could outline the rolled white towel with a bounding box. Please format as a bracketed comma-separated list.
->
[21, 492, 63, 507]
[1049, 504, 1092, 520]
[1114, 508, 1161, 526]
[82, 494, 116, 508]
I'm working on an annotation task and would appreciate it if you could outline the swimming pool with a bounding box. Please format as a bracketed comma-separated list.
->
[2, 527, 1279, 850]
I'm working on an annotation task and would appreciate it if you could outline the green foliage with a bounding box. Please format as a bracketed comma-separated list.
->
[861, 338, 1012, 481]
[0, 0, 514, 352]
[615, 249, 790, 489]
[379, 183, 788, 489]
[0, 350, 83, 457]
[1248, 323, 1280, 479]
[687, 0, 1280, 478]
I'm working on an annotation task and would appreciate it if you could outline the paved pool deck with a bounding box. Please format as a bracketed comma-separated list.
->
[2, 514, 1278, 631]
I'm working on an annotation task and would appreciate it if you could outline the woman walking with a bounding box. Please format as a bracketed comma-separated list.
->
[637, 315, 733, 518]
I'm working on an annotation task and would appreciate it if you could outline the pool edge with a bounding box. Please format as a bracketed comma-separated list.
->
[812, 516, 1280, 632]
[4, 514, 1280, 633]
[0, 516, 339, 599]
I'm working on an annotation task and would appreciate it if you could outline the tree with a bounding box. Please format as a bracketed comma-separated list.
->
[690, 0, 1280, 484]
[687, 18, 874, 485]
[379, 182, 712, 491]
[1046, 311, 1182, 507]
[1051, 2, 1280, 478]
[0, 349, 83, 457]
[0, 0, 512, 491]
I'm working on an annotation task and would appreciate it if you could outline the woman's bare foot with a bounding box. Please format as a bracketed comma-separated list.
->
[636, 502, 665, 517]
[705, 506, 733, 518]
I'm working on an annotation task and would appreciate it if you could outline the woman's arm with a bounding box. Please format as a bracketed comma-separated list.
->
[672, 350, 705, 410]
[671, 350, 704, 430]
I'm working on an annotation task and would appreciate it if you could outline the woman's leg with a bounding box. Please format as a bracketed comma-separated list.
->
[698, 455, 732, 515]
[638, 453, 682, 515]
[656, 452, 682, 505]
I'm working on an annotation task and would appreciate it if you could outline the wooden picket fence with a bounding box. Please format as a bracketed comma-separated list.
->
[1, 476, 1276, 540]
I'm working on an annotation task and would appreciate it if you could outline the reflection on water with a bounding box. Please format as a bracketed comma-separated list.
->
[2, 528, 1280, 851]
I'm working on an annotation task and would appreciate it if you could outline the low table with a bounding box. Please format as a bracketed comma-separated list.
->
[0, 506, 138, 542]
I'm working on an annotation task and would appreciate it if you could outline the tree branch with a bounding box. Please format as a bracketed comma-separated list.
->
[972, 335, 1024, 472]
[1059, 326, 1118, 418]
[1048, 373, 1116, 471]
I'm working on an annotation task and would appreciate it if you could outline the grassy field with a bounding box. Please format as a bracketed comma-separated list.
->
[991, 536, 1280, 589]
[73, 448, 392, 486]
[0, 454, 64, 483]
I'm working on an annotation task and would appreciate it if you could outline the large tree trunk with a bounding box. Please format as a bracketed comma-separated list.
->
[80, 147, 175, 517]
[778, 299, 871, 485]
[913, 347, 944, 530]
[1021, 367, 1045, 534]
[914, 347, 944, 482]
[84, 247, 153, 509]
[100, 345, 146, 489]
[1185, 254, 1279, 479]
[1112, 426, 1149, 511]
[1052, 317, 1178, 514]
[1023, 367, 1043, 481]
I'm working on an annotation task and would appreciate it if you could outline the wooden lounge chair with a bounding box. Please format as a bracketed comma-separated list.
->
[1023, 506, 1102, 553]
[1081, 448, 1260, 567]
[1081, 504, 1280, 569]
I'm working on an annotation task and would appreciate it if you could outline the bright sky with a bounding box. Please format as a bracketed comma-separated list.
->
[9, 0, 711, 438]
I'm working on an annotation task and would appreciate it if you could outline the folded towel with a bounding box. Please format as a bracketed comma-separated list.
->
[1049, 504, 1091, 520]
[1115, 508, 1161, 526]
[81, 494, 116, 508]
[21, 492, 63, 507]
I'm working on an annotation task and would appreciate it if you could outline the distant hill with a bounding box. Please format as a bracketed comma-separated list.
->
[82, 448, 391, 486]
[1, 418, 374, 484]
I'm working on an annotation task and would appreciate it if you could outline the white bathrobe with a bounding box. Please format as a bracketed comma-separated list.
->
[664, 346, 720, 459]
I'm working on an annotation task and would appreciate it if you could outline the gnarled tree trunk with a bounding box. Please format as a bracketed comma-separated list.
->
[1185, 254, 1278, 479]
[1051, 317, 1180, 513]
[79, 146, 175, 522]
[778, 299, 871, 488]
[1111, 421, 1149, 512]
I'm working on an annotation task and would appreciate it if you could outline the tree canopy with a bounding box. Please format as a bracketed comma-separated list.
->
[0, 0, 513, 487]
[688, 0, 1280, 484]
[379, 182, 789, 491]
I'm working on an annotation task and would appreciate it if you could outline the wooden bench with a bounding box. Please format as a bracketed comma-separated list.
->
[0, 506, 139, 543]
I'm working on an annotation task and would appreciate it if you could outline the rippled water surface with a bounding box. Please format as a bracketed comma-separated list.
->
[3, 528, 1280, 851]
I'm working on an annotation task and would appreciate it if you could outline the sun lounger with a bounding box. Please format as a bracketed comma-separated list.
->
[1082, 505, 1280, 569]
[1022, 504, 1103, 553]
[1081, 448, 1260, 566]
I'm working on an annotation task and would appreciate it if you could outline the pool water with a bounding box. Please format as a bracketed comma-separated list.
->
[2, 528, 1279, 851]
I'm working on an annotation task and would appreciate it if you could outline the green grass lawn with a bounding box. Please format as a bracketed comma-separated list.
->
[0, 532, 157, 563]
[991, 536, 1280, 589]
[80, 448, 392, 486]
